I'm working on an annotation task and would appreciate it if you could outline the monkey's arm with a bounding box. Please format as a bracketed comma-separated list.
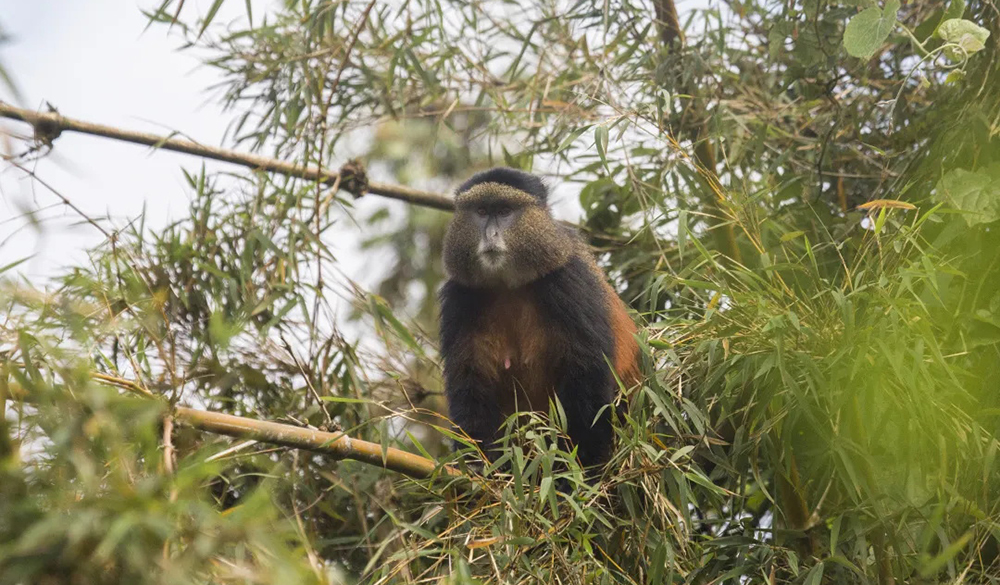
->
[443, 363, 504, 458]
[534, 257, 617, 469]
[439, 281, 504, 459]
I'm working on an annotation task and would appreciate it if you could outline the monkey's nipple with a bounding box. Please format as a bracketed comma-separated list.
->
[504, 357, 512, 370]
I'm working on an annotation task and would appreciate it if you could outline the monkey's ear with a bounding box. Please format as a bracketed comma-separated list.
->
[456, 167, 548, 203]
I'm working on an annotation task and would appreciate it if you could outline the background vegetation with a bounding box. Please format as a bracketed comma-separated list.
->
[2, 0, 999, 583]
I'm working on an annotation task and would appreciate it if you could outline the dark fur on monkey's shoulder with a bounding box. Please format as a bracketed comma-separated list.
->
[439, 167, 639, 471]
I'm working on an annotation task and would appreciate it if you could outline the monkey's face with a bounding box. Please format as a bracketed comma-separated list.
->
[469, 202, 521, 271]
[444, 183, 571, 288]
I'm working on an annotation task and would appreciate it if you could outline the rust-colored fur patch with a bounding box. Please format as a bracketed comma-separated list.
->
[471, 289, 559, 416]
[469, 282, 639, 417]
[607, 288, 641, 388]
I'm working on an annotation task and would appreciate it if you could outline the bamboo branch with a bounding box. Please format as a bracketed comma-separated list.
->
[0, 102, 633, 248]
[27, 372, 460, 480]
[0, 101, 455, 211]
[174, 406, 460, 480]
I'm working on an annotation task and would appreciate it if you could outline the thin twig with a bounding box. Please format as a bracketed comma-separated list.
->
[163, 414, 176, 476]
[204, 439, 259, 462]
[5, 160, 111, 238]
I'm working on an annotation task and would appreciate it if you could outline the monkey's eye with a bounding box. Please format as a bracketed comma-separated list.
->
[476, 207, 488, 216]
[497, 207, 512, 217]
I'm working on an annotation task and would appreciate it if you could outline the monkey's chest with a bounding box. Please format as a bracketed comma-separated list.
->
[472, 293, 558, 414]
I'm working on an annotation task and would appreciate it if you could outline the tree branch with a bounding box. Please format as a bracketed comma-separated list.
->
[0, 102, 634, 249]
[16, 371, 460, 480]
[0, 101, 455, 211]
[173, 406, 460, 480]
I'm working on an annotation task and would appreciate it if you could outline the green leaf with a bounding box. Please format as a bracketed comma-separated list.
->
[371, 296, 425, 356]
[539, 476, 553, 510]
[595, 126, 609, 166]
[941, 0, 966, 24]
[0, 256, 29, 274]
[197, 0, 225, 39]
[945, 69, 967, 84]
[874, 206, 888, 234]
[919, 531, 973, 577]
[669, 445, 695, 462]
[677, 209, 688, 260]
[319, 396, 371, 404]
[405, 431, 433, 460]
[937, 18, 990, 60]
[843, 0, 900, 59]
[647, 540, 668, 585]
[830, 515, 843, 556]
[934, 164, 1000, 226]
[208, 312, 242, 350]
[804, 562, 825, 585]
[556, 126, 590, 153]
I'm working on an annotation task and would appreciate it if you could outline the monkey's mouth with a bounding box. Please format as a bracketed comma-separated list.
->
[478, 248, 506, 267]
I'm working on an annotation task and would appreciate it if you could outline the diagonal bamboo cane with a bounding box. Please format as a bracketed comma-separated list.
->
[81, 372, 461, 480]
[0, 101, 455, 211]
[0, 101, 637, 246]
[173, 406, 460, 480]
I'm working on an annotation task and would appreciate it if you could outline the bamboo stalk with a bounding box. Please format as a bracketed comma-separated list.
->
[15, 372, 460, 480]
[651, 0, 742, 264]
[0, 102, 636, 247]
[0, 101, 455, 211]
[173, 406, 460, 480]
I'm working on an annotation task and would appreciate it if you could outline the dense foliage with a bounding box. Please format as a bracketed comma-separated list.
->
[2, 0, 999, 583]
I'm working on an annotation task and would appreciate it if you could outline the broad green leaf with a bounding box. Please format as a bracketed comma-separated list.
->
[208, 312, 241, 349]
[937, 18, 990, 60]
[934, 164, 1000, 226]
[941, 0, 967, 24]
[843, 0, 900, 59]
[647, 540, 668, 585]
[873, 206, 888, 234]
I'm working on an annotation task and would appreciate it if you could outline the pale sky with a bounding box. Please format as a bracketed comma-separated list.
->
[0, 0, 560, 302]
[0, 0, 276, 279]
[0, 0, 707, 285]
